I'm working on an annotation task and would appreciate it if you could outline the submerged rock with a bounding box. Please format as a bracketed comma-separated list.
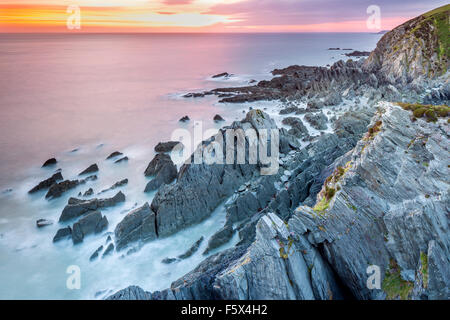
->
[29, 172, 63, 194]
[179, 116, 190, 122]
[90, 245, 104, 261]
[114, 203, 157, 251]
[79, 164, 99, 176]
[45, 179, 83, 199]
[213, 114, 225, 122]
[203, 225, 234, 255]
[72, 211, 108, 245]
[102, 243, 114, 258]
[59, 191, 125, 222]
[100, 179, 128, 194]
[212, 72, 231, 78]
[36, 219, 53, 228]
[115, 157, 129, 163]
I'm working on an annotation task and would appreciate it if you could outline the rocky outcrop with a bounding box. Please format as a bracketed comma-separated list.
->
[155, 141, 182, 153]
[144, 154, 178, 192]
[72, 211, 108, 244]
[79, 164, 99, 176]
[53, 227, 72, 243]
[42, 158, 57, 167]
[364, 5, 449, 84]
[106, 151, 123, 160]
[99, 179, 128, 194]
[59, 191, 125, 222]
[304, 112, 328, 130]
[293, 102, 449, 300]
[114, 203, 157, 251]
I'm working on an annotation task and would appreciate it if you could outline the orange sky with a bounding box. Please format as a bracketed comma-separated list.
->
[0, 0, 446, 33]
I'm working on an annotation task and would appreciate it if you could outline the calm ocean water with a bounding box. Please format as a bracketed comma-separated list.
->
[0, 33, 381, 299]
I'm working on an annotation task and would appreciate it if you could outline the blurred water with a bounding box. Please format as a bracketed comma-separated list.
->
[0, 33, 381, 299]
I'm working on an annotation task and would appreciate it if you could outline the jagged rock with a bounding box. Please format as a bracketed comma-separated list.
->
[79, 164, 99, 176]
[203, 225, 234, 255]
[36, 219, 53, 228]
[102, 243, 114, 258]
[42, 158, 57, 167]
[282, 117, 309, 139]
[45, 179, 83, 199]
[304, 112, 328, 130]
[29, 172, 63, 194]
[179, 237, 204, 259]
[144, 154, 177, 192]
[179, 116, 190, 122]
[155, 141, 182, 153]
[59, 191, 125, 222]
[212, 72, 231, 78]
[115, 157, 129, 163]
[294, 103, 449, 300]
[90, 245, 104, 261]
[114, 203, 157, 251]
[100, 179, 128, 194]
[144, 153, 174, 177]
[162, 258, 178, 264]
[323, 91, 343, 106]
[83, 188, 94, 197]
[72, 211, 108, 245]
[214, 114, 225, 122]
[53, 227, 72, 243]
[345, 50, 370, 57]
[106, 151, 123, 160]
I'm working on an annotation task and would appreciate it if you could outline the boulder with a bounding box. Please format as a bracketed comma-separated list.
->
[106, 151, 123, 160]
[72, 211, 108, 244]
[114, 203, 157, 251]
[213, 114, 225, 122]
[179, 116, 190, 122]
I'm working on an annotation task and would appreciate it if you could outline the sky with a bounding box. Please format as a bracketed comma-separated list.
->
[0, 0, 448, 33]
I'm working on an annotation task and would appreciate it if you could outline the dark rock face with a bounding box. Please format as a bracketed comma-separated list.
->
[114, 203, 157, 251]
[203, 225, 234, 255]
[162, 236, 205, 264]
[213, 114, 225, 122]
[106, 286, 152, 300]
[106, 152, 123, 160]
[144, 154, 178, 192]
[304, 112, 328, 130]
[72, 211, 108, 244]
[145, 154, 173, 177]
[79, 164, 99, 176]
[179, 116, 190, 122]
[59, 191, 125, 222]
[83, 188, 94, 197]
[90, 245, 103, 261]
[155, 141, 182, 153]
[102, 243, 114, 258]
[53, 227, 72, 243]
[36, 219, 53, 228]
[42, 158, 57, 167]
[29, 172, 63, 194]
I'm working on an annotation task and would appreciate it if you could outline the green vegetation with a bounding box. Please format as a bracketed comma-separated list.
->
[382, 259, 414, 300]
[397, 102, 450, 122]
[313, 197, 330, 214]
[364, 120, 383, 141]
[420, 252, 429, 288]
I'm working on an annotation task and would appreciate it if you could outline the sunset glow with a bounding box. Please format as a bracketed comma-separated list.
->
[0, 0, 447, 32]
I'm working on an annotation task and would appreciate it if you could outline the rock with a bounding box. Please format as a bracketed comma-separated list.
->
[162, 258, 178, 264]
[179, 116, 190, 122]
[83, 188, 94, 197]
[213, 114, 225, 122]
[106, 151, 123, 160]
[114, 203, 157, 251]
[106, 286, 152, 300]
[59, 191, 125, 222]
[323, 92, 343, 106]
[90, 245, 104, 261]
[344, 50, 370, 57]
[42, 158, 57, 167]
[304, 112, 328, 130]
[115, 157, 129, 163]
[212, 72, 231, 78]
[144, 164, 177, 192]
[155, 141, 183, 153]
[45, 179, 83, 199]
[179, 236, 204, 259]
[53, 227, 72, 243]
[203, 225, 234, 255]
[328, 47, 340, 50]
[100, 179, 128, 194]
[282, 117, 309, 139]
[102, 243, 114, 258]
[29, 172, 63, 194]
[72, 211, 108, 245]
[36, 219, 53, 228]
[79, 164, 99, 176]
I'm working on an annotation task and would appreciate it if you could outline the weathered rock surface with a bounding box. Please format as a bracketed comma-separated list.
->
[203, 225, 234, 255]
[72, 211, 108, 244]
[114, 203, 157, 251]
[53, 227, 72, 243]
[59, 191, 125, 222]
[282, 117, 309, 139]
[100, 179, 128, 194]
[144, 154, 178, 192]
[304, 112, 328, 130]
[29, 172, 63, 194]
[155, 141, 182, 153]
[106, 151, 123, 160]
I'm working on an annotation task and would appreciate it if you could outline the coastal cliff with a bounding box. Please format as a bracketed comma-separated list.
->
[108, 6, 449, 300]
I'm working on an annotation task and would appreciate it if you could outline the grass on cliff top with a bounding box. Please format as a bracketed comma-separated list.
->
[382, 259, 414, 300]
[424, 4, 449, 61]
[397, 102, 450, 122]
